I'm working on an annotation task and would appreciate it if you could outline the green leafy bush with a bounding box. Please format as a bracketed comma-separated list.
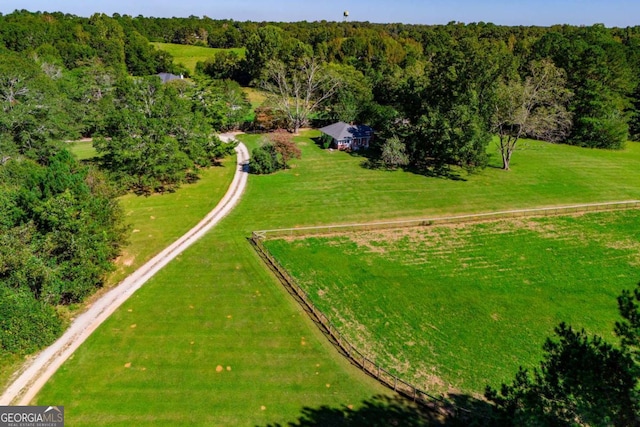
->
[0, 285, 62, 355]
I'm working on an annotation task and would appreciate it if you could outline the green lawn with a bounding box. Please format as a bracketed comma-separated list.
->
[67, 140, 98, 161]
[151, 42, 245, 73]
[0, 148, 237, 389]
[238, 132, 640, 229]
[263, 209, 640, 395]
[33, 132, 640, 424]
[108, 160, 238, 285]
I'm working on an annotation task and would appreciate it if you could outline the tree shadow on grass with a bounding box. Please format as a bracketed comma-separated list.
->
[354, 151, 468, 181]
[309, 136, 469, 181]
[261, 394, 496, 427]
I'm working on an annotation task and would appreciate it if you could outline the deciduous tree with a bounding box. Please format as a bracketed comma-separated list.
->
[95, 76, 234, 193]
[380, 136, 409, 169]
[262, 57, 340, 134]
[493, 59, 572, 170]
[269, 130, 301, 169]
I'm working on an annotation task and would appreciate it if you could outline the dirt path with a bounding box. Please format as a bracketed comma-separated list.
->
[0, 135, 249, 405]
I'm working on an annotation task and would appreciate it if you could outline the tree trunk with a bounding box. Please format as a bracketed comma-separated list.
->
[502, 149, 512, 170]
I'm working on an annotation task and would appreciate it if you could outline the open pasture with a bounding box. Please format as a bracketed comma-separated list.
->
[33, 133, 640, 424]
[263, 209, 640, 394]
[151, 42, 245, 73]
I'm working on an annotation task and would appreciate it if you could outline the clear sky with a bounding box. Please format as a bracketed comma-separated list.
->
[1, 0, 639, 27]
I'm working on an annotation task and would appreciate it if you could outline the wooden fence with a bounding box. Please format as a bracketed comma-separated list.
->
[250, 236, 461, 415]
[250, 201, 640, 414]
[252, 200, 640, 240]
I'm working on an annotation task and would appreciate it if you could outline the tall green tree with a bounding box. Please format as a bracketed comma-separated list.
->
[87, 14, 126, 74]
[402, 37, 512, 171]
[197, 50, 243, 81]
[96, 76, 234, 193]
[0, 53, 70, 163]
[324, 63, 373, 123]
[243, 25, 313, 82]
[380, 136, 410, 169]
[534, 26, 634, 149]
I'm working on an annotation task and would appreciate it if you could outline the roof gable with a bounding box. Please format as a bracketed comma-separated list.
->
[156, 72, 183, 83]
[319, 122, 373, 141]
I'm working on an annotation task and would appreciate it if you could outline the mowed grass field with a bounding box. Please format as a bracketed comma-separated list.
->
[151, 42, 245, 73]
[33, 132, 640, 425]
[0, 143, 237, 389]
[263, 209, 640, 395]
[238, 132, 640, 227]
[66, 140, 238, 285]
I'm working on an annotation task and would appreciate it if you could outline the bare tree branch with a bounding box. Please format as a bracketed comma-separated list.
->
[262, 57, 341, 133]
[492, 59, 572, 170]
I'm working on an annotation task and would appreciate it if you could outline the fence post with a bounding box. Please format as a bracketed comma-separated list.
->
[249, 200, 640, 418]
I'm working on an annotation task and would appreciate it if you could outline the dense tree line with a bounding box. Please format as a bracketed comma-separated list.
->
[0, 44, 129, 356]
[0, 10, 176, 76]
[4, 11, 640, 167]
[123, 15, 640, 172]
[0, 151, 128, 355]
[0, 11, 242, 357]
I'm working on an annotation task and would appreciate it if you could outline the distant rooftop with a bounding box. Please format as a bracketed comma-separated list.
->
[156, 72, 183, 83]
[319, 122, 373, 141]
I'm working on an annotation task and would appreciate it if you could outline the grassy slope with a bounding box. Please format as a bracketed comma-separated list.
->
[240, 133, 640, 228]
[67, 140, 98, 161]
[151, 42, 245, 73]
[0, 148, 235, 388]
[34, 135, 388, 426]
[242, 87, 269, 122]
[243, 87, 268, 109]
[264, 209, 640, 395]
[34, 132, 640, 424]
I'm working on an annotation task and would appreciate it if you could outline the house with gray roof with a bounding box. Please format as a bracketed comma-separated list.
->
[156, 72, 183, 83]
[318, 121, 374, 151]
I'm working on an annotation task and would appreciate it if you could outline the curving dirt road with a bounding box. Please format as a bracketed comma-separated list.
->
[0, 135, 249, 405]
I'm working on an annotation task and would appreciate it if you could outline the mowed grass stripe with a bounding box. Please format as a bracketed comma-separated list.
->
[263, 209, 640, 395]
[35, 225, 387, 426]
[0, 149, 236, 389]
[34, 132, 640, 424]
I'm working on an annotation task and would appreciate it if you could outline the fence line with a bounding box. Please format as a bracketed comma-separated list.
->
[250, 236, 460, 414]
[253, 200, 640, 240]
[250, 201, 640, 415]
